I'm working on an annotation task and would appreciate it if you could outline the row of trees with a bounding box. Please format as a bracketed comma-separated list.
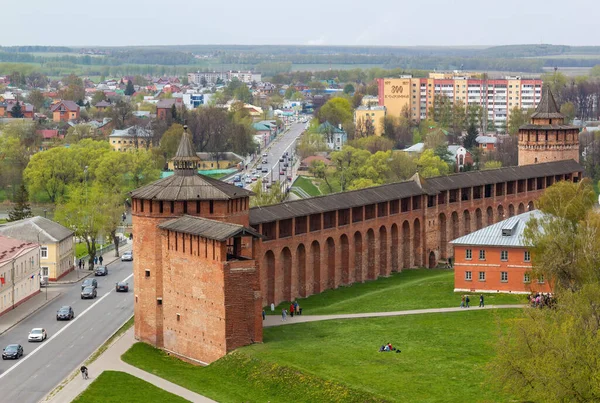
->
[23, 139, 160, 263]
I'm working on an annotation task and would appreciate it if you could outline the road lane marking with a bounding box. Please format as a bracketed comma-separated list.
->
[0, 273, 133, 380]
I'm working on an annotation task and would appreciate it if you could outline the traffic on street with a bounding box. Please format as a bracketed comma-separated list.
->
[233, 119, 307, 191]
[0, 256, 134, 403]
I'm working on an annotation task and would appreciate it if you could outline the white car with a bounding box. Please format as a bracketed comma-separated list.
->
[121, 251, 133, 261]
[28, 328, 47, 342]
[245, 177, 253, 184]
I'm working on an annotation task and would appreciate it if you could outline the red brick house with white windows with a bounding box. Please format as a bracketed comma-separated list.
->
[451, 210, 552, 294]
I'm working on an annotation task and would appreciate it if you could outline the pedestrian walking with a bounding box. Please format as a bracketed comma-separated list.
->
[94, 256, 98, 265]
[465, 295, 470, 308]
[99, 256, 103, 265]
[80, 365, 88, 380]
[262, 310, 266, 321]
[479, 294, 484, 308]
[460, 295, 465, 308]
[78, 259, 83, 270]
[290, 303, 294, 318]
[294, 300, 299, 313]
[281, 309, 287, 321]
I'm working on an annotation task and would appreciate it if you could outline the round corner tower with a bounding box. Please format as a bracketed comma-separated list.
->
[518, 86, 580, 166]
[130, 126, 254, 352]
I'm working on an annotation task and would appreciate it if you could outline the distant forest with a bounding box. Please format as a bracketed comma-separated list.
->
[0, 44, 599, 76]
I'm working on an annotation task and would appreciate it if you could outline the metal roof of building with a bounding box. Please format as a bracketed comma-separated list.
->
[0, 216, 73, 243]
[158, 215, 261, 241]
[249, 160, 582, 225]
[450, 210, 544, 247]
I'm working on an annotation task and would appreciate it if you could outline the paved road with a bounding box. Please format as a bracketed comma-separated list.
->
[243, 120, 306, 190]
[0, 259, 134, 403]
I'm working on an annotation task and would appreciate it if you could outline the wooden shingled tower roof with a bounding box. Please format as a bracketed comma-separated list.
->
[130, 126, 253, 201]
[530, 85, 564, 120]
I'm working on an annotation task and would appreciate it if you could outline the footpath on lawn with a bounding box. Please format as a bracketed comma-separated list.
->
[55, 269, 526, 402]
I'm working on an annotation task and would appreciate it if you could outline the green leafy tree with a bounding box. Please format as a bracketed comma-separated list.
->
[309, 160, 334, 193]
[250, 180, 286, 207]
[507, 106, 531, 135]
[329, 146, 371, 191]
[55, 183, 106, 269]
[234, 85, 253, 104]
[486, 119, 496, 133]
[59, 74, 85, 103]
[91, 91, 106, 105]
[297, 131, 328, 159]
[24, 147, 79, 203]
[109, 99, 134, 129]
[65, 124, 96, 143]
[284, 87, 295, 99]
[27, 89, 46, 111]
[524, 180, 597, 291]
[10, 101, 23, 118]
[417, 149, 449, 178]
[317, 97, 353, 127]
[128, 149, 161, 189]
[159, 123, 184, 161]
[560, 101, 576, 124]
[7, 184, 32, 221]
[490, 180, 600, 402]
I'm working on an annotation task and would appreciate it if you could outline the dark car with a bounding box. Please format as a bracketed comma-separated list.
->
[115, 282, 129, 292]
[279, 158, 284, 162]
[81, 278, 98, 291]
[283, 162, 289, 167]
[94, 266, 108, 276]
[56, 306, 74, 321]
[81, 286, 97, 299]
[2, 344, 23, 360]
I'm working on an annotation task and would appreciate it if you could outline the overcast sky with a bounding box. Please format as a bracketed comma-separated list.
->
[3, 0, 597, 47]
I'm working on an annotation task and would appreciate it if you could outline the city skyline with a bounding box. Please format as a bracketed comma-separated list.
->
[3, 0, 598, 47]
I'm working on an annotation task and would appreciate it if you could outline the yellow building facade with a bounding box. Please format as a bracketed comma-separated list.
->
[377, 73, 543, 130]
[354, 106, 386, 136]
[0, 216, 74, 281]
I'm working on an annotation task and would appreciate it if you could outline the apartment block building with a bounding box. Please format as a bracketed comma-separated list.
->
[187, 70, 261, 85]
[377, 73, 543, 130]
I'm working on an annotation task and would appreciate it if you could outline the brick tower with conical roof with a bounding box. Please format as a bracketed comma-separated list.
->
[131, 126, 263, 364]
[518, 86, 580, 166]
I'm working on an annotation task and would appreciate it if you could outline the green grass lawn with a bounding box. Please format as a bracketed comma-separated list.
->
[72, 370, 189, 403]
[123, 309, 519, 402]
[292, 175, 322, 197]
[267, 269, 526, 315]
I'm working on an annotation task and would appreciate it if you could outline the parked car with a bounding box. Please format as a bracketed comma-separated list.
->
[28, 328, 47, 342]
[262, 153, 268, 158]
[94, 266, 108, 276]
[56, 306, 74, 321]
[245, 177, 252, 184]
[121, 251, 133, 262]
[287, 175, 293, 182]
[81, 286, 97, 299]
[262, 159, 268, 164]
[81, 278, 98, 290]
[115, 282, 129, 292]
[2, 344, 23, 360]
[235, 182, 244, 188]
[233, 175, 241, 182]
[279, 170, 285, 175]
[283, 162, 289, 167]
[261, 167, 268, 173]
[279, 158, 284, 162]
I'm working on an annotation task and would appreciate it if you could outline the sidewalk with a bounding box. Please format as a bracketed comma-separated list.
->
[0, 289, 61, 335]
[263, 304, 527, 328]
[45, 327, 216, 403]
[0, 240, 132, 335]
[56, 241, 131, 285]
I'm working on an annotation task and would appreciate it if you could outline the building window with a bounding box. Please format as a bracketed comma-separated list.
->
[41, 267, 49, 276]
[479, 249, 486, 260]
[479, 271, 486, 281]
[41, 247, 48, 258]
[465, 249, 472, 260]
[500, 250, 508, 261]
[157, 298, 162, 305]
[145, 269, 150, 277]
[501, 272, 508, 282]
[538, 275, 545, 284]
[465, 271, 472, 281]
[524, 251, 531, 262]
[523, 273, 530, 283]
